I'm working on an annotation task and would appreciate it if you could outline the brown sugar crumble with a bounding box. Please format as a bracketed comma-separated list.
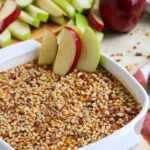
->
[0, 60, 142, 150]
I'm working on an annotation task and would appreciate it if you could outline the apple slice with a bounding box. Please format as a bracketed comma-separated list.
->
[8, 20, 31, 41]
[25, 5, 49, 22]
[0, 0, 21, 34]
[75, 13, 89, 33]
[53, 27, 81, 76]
[0, 29, 11, 47]
[75, 13, 104, 43]
[38, 30, 57, 65]
[77, 27, 100, 72]
[88, 0, 94, 5]
[66, 19, 75, 26]
[15, 0, 33, 8]
[69, 0, 91, 13]
[67, 25, 83, 39]
[96, 31, 104, 43]
[37, 0, 66, 17]
[57, 19, 75, 44]
[50, 16, 65, 25]
[52, 0, 76, 19]
[19, 11, 40, 28]
[87, 0, 104, 32]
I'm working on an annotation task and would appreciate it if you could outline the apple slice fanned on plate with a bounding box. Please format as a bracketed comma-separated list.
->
[0, 0, 21, 34]
[25, 5, 49, 23]
[87, 0, 104, 32]
[8, 20, 31, 41]
[53, 27, 81, 76]
[50, 16, 65, 25]
[37, 0, 66, 17]
[0, 29, 11, 48]
[52, 0, 76, 19]
[69, 0, 91, 13]
[15, 0, 34, 8]
[19, 11, 40, 28]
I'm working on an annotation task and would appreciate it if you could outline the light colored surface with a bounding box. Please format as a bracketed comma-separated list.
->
[101, 13, 150, 74]
[101, 12, 150, 150]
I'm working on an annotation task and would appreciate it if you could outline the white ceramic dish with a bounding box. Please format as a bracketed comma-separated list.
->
[0, 40, 149, 150]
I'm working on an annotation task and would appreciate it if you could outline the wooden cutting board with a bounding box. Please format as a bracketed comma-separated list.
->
[11, 21, 66, 44]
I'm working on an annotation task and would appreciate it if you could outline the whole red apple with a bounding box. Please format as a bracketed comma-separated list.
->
[100, 0, 145, 32]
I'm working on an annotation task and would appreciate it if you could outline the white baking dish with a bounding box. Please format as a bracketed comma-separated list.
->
[0, 40, 149, 150]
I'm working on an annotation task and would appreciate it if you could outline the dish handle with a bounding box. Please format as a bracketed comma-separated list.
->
[114, 128, 140, 150]
[79, 127, 140, 150]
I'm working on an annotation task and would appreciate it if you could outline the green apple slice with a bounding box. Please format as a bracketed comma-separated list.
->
[8, 20, 31, 41]
[15, 0, 33, 8]
[77, 27, 100, 72]
[75, 13, 104, 43]
[50, 16, 65, 25]
[75, 13, 89, 33]
[0, 29, 11, 47]
[57, 19, 74, 44]
[67, 25, 82, 38]
[38, 30, 57, 65]
[25, 5, 49, 22]
[37, 0, 66, 17]
[88, 0, 94, 5]
[96, 32, 104, 43]
[19, 11, 40, 28]
[69, 0, 91, 13]
[66, 19, 74, 26]
[52, 0, 76, 19]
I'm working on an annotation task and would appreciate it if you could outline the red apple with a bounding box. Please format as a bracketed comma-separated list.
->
[0, 0, 21, 34]
[100, 0, 145, 32]
[87, 0, 104, 32]
[53, 27, 81, 76]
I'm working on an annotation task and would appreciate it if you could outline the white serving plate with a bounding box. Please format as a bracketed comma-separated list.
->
[0, 40, 149, 150]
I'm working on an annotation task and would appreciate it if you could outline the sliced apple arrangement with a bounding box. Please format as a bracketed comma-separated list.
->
[38, 21, 101, 76]
[0, 0, 21, 34]
[0, 0, 104, 48]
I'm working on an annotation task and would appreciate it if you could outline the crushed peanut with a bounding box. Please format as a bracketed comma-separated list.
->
[128, 49, 133, 53]
[125, 64, 134, 72]
[0, 60, 142, 150]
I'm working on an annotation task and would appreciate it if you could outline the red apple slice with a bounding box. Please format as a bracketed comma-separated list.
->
[87, 0, 104, 32]
[53, 27, 81, 76]
[0, 0, 21, 34]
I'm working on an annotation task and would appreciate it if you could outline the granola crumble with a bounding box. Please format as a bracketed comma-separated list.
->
[0, 60, 142, 150]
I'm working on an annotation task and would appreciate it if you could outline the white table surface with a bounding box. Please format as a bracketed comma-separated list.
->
[101, 12, 150, 150]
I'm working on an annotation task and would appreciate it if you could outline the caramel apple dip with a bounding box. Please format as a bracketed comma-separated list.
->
[0, 60, 142, 150]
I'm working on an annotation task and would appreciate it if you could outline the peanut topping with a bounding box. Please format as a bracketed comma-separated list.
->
[0, 60, 142, 150]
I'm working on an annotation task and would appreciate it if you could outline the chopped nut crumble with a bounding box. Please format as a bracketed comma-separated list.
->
[0, 60, 142, 150]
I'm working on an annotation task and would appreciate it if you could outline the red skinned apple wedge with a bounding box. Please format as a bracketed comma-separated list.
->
[53, 27, 81, 76]
[87, 0, 104, 32]
[0, 0, 21, 34]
